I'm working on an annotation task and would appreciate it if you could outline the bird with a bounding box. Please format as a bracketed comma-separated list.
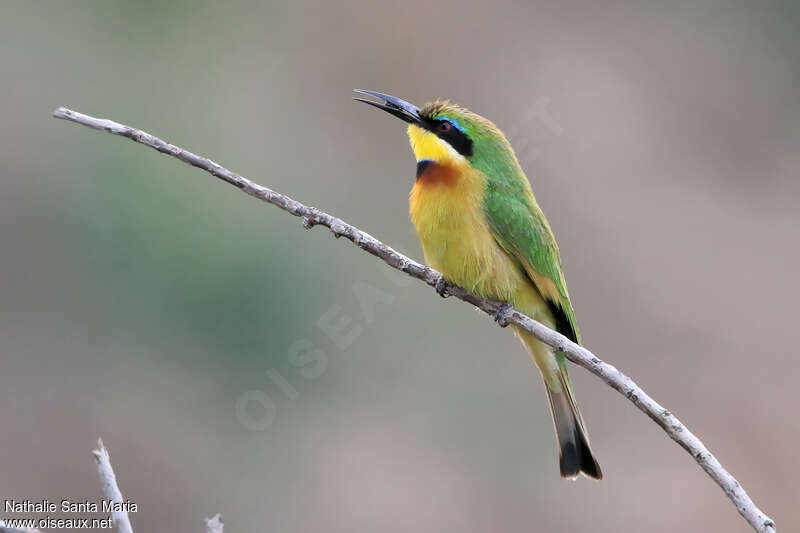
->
[353, 89, 602, 480]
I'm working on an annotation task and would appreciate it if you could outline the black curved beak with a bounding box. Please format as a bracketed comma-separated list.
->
[353, 89, 423, 125]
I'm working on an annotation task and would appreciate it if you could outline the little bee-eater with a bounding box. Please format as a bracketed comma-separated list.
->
[354, 90, 602, 480]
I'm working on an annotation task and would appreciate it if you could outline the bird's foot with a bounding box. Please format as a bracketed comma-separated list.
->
[434, 276, 449, 298]
[494, 302, 513, 328]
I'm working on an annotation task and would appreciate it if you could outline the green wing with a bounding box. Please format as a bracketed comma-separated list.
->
[483, 181, 581, 344]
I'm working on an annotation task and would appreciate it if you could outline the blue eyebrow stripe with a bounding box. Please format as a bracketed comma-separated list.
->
[441, 117, 465, 133]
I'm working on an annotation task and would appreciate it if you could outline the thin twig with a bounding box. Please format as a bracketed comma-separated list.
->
[92, 438, 134, 533]
[53, 107, 776, 533]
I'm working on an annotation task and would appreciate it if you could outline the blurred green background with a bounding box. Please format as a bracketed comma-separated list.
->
[1, 1, 798, 531]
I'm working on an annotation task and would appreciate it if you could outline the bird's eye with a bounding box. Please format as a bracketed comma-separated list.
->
[437, 121, 452, 133]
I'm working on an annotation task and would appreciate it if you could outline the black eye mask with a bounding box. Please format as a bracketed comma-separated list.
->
[422, 117, 473, 158]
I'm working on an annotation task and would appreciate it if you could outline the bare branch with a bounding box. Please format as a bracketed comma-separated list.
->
[53, 107, 776, 533]
[204, 514, 224, 533]
[92, 438, 134, 533]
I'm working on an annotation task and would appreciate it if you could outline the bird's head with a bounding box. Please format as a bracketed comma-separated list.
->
[354, 89, 519, 177]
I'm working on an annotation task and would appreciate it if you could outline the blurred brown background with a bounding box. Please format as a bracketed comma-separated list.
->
[1, 1, 798, 531]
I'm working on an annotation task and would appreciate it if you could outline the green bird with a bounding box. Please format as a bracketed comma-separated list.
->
[355, 89, 602, 479]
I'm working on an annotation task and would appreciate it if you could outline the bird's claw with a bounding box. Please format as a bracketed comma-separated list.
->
[434, 277, 449, 298]
[494, 302, 513, 328]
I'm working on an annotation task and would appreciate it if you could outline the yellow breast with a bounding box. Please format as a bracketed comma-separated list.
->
[407, 126, 527, 301]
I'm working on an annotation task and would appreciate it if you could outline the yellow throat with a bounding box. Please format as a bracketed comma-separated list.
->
[406, 125, 520, 300]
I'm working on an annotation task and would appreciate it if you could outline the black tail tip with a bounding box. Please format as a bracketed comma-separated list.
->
[560, 441, 603, 480]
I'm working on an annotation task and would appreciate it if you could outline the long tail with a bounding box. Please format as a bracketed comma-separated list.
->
[514, 327, 602, 480]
